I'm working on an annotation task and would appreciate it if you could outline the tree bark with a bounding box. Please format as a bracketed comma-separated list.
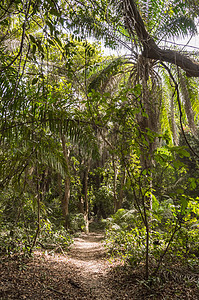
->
[144, 46, 199, 78]
[170, 91, 179, 145]
[112, 155, 118, 213]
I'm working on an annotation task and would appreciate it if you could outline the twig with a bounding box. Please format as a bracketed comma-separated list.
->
[152, 220, 182, 276]
[43, 284, 67, 295]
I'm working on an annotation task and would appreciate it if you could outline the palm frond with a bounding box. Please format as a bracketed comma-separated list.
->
[158, 15, 197, 39]
[88, 57, 128, 93]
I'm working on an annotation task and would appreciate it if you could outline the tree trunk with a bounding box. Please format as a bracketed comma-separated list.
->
[62, 177, 70, 229]
[61, 134, 70, 229]
[179, 71, 198, 137]
[32, 166, 41, 250]
[79, 195, 85, 214]
[134, 56, 160, 279]
[115, 169, 126, 211]
[83, 163, 90, 234]
[170, 91, 179, 145]
[112, 155, 119, 212]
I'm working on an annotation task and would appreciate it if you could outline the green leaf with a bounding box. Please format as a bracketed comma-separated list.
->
[173, 160, 184, 168]
[29, 35, 36, 44]
[50, 8, 61, 17]
[188, 178, 197, 190]
[32, 44, 36, 55]
[32, 78, 38, 85]
[168, 146, 190, 158]
[54, 36, 62, 47]
[176, 188, 184, 194]
[180, 196, 189, 213]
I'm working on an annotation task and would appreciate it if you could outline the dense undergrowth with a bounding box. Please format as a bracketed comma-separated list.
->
[0, 220, 73, 257]
[104, 203, 199, 275]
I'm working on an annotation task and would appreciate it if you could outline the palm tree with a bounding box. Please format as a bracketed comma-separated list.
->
[66, 0, 199, 277]
[1, 0, 199, 273]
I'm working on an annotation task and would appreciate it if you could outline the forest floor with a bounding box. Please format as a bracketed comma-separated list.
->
[0, 231, 199, 299]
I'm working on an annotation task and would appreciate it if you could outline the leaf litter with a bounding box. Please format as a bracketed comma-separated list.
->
[0, 232, 199, 299]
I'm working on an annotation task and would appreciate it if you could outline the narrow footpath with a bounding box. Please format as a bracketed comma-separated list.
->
[66, 232, 120, 299]
[0, 232, 198, 299]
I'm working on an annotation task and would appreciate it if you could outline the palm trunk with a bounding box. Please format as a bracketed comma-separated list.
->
[179, 71, 198, 137]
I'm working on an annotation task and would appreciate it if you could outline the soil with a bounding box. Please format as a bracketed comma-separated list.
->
[0, 231, 199, 299]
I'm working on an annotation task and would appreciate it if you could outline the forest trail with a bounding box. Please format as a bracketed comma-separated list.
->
[68, 232, 108, 277]
[1, 232, 198, 299]
[0, 231, 133, 300]
[66, 232, 118, 299]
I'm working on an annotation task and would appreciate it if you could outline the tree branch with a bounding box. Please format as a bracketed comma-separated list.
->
[125, 0, 199, 77]
[143, 46, 199, 77]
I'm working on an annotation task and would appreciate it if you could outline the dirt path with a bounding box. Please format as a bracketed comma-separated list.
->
[0, 232, 126, 300]
[1, 232, 199, 299]
[66, 232, 118, 299]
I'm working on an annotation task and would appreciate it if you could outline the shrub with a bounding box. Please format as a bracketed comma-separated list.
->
[69, 213, 85, 232]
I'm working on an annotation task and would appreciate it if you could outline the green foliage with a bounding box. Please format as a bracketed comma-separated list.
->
[0, 224, 32, 257]
[106, 209, 138, 229]
[0, 219, 73, 257]
[38, 219, 73, 251]
[105, 197, 199, 269]
[105, 209, 147, 266]
[94, 185, 114, 218]
[69, 213, 86, 232]
[0, 0, 199, 281]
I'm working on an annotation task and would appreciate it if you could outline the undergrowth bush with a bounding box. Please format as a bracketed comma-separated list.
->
[105, 202, 199, 269]
[38, 219, 73, 251]
[105, 209, 147, 266]
[69, 213, 85, 232]
[0, 224, 32, 256]
[0, 219, 73, 257]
